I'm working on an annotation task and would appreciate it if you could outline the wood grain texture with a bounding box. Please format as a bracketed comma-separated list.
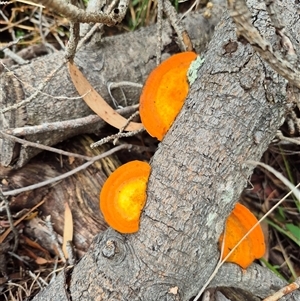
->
[3, 135, 120, 256]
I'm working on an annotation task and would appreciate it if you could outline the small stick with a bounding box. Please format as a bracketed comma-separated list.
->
[107, 82, 142, 108]
[0, 199, 45, 243]
[263, 277, 300, 301]
[0, 36, 25, 52]
[2, 144, 131, 196]
[50, 257, 59, 283]
[0, 131, 92, 161]
[91, 128, 145, 148]
[27, 270, 43, 290]
[45, 215, 66, 264]
[64, 0, 80, 60]
[2, 105, 138, 136]
[91, 111, 144, 148]
[113, 111, 144, 144]
[0, 189, 19, 252]
[156, 0, 163, 65]
[78, 0, 120, 48]
[3, 48, 28, 65]
[28, 0, 128, 25]
[37, 6, 47, 48]
[276, 130, 300, 146]
[163, 0, 193, 51]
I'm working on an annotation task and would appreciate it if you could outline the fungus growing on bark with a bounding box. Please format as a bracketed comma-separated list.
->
[139, 51, 197, 141]
[219, 203, 266, 269]
[100, 160, 151, 233]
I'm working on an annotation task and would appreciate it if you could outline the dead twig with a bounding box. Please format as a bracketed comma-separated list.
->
[78, 0, 120, 48]
[91, 128, 145, 148]
[107, 82, 142, 108]
[0, 189, 19, 252]
[163, 0, 193, 51]
[64, 0, 80, 60]
[0, 199, 45, 244]
[3, 48, 28, 65]
[45, 215, 66, 264]
[263, 277, 300, 301]
[156, 0, 163, 65]
[276, 130, 300, 146]
[2, 144, 132, 196]
[0, 131, 92, 161]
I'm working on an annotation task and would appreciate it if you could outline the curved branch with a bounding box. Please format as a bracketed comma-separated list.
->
[210, 263, 300, 300]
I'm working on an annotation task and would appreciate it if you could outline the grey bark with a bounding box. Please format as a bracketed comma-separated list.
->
[3, 0, 300, 300]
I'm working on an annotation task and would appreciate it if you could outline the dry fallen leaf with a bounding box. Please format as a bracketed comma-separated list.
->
[22, 235, 50, 256]
[62, 202, 73, 259]
[35, 257, 51, 265]
[68, 62, 143, 131]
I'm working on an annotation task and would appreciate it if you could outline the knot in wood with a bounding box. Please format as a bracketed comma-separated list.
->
[102, 239, 117, 259]
[96, 231, 128, 267]
[222, 40, 238, 55]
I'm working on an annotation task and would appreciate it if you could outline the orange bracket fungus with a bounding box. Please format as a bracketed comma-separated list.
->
[139, 51, 197, 141]
[219, 203, 266, 269]
[100, 160, 151, 234]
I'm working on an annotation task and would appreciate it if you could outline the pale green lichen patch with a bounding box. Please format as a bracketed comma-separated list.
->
[207, 212, 218, 227]
[221, 188, 234, 204]
[187, 55, 205, 85]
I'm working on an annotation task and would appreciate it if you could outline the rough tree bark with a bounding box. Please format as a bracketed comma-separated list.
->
[1, 0, 300, 300]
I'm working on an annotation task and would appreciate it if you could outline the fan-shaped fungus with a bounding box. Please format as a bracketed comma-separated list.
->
[100, 160, 151, 233]
[219, 203, 265, 269]
[139, 52, 197, 141]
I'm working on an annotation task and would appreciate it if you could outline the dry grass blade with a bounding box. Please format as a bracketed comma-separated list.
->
[0, 200, 45, 243]
[246, 161, 300, 203]
[15, 1, 45, 8]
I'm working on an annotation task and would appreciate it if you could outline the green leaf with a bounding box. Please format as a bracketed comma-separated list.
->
[286, 223, 300, 241]
[266, 218, 300, 247]
[260, 258, 286, 281]
[276, 206, 286, 221]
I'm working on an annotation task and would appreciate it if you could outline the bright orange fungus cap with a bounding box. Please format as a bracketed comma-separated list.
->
[100, 160, 151, 234]
[219, 203, 266, 269]
[139, 51, 197, 141]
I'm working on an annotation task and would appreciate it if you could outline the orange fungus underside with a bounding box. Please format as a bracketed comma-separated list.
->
[219, 203, 266, 269]
[139, 51, 197, 141]
[100, 160, 151, 234]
